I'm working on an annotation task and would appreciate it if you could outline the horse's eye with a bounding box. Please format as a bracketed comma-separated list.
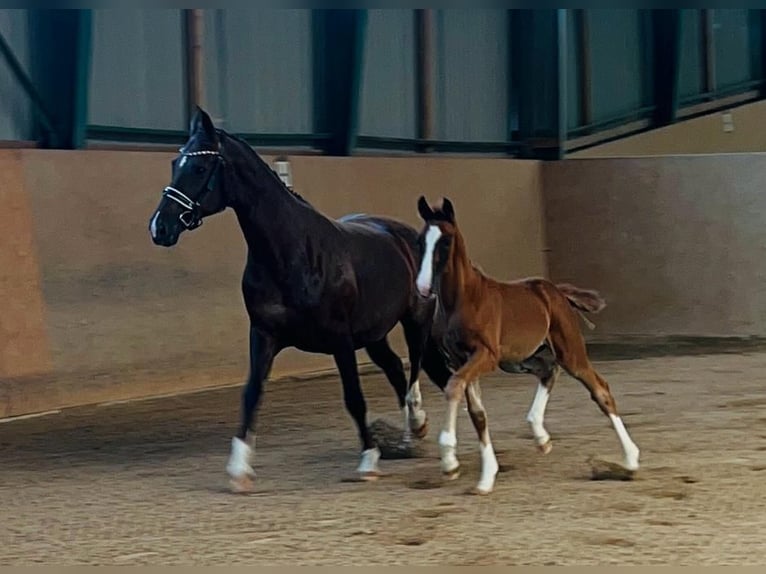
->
[193, 165, 206, 175]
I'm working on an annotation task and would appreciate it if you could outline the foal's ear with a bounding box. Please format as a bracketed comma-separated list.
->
[189, 106, 218, 143]
[417, 195, 434, 221]
[441, 197, 455, 223]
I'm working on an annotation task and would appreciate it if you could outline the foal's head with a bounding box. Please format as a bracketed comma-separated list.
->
[415, 196, 458, 297]
[149, 107, 228, 247]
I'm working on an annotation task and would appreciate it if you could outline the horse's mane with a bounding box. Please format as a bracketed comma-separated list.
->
[218, 129, 311, 206]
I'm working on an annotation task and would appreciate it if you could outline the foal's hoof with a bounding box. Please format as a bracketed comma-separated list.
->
[229, 474, 255, 494]
[411, 416, 429, 440]
[537, 440, 553, 455]
[469, 485, 493, 496]
[442, 466, 461, 481]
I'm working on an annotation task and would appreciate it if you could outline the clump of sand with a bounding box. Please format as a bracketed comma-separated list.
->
[369, 418, 427, 459]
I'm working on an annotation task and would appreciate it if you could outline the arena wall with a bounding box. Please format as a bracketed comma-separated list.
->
[0, 149, 545, 417]
[543, 153, 766, 337]
[569, 99, 766, 158]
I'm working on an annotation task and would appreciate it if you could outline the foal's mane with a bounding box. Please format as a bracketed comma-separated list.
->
[218, 129, 311, 206]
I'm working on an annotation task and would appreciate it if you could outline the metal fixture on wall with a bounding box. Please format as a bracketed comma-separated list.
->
[274, 156, 293, 190]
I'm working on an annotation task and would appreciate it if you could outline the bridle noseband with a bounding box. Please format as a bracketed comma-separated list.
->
[163, 149, 224, 230]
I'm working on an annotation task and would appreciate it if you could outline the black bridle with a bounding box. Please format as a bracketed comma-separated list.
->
[163, 149, 224, 230]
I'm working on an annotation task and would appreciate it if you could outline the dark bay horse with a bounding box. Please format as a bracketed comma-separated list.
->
[148, 107, 438, 491]
[414, 196, 640, 494]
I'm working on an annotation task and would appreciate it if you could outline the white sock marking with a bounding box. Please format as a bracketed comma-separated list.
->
[416, 225, 443, 296]
[439, 395, 460, 474]
[438, 429, 459, 474]
[526, 383, 551, 446]
[226, 436, 254, 478]
[466, 381, 498, 493]
[402, 405, 411, 442]
[477, 441, 499, 493]
[357, 447, 381, 475]
[149, 211, 160, 239]
[406, 380, 427, 431]
[610, 414, 640, 470]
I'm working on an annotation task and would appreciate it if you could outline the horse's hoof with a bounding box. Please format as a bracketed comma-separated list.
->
[537, 440, 553, 455]
[442, 466, 461, 481]
[411, 416, 429, 440]
[358, 470, 381, 482]
[229, 474, 255, 494]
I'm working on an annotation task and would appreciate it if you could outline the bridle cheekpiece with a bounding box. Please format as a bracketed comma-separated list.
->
[162, 147, 224, 230]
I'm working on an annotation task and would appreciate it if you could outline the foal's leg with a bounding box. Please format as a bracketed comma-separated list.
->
[550, 330, 640, 471]
[226, 327, 277, 492]
[522, 355, 561, 454]
[465, 380, 499, 494]
[335, 341, 380, 479]
[439, 347, 497, 481]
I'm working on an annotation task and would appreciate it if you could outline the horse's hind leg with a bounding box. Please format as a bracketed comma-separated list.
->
[549, 327, 640, 471]
[365, 338, 417, 442]
[522, 354, 561, 455]
[465, 380, 499, 494]
[400, 315, 432, 439]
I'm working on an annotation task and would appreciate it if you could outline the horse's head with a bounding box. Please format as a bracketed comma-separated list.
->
[415, 195, 457, 297]
[149, 107, 228, 247]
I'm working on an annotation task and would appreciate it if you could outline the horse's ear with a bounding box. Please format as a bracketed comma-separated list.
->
[189, 107, 218, 143]
[442, 197, 455, 223]
[417, 195, 433, 221]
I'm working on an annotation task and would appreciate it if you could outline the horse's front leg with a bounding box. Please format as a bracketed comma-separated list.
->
[226, 326, 277, 493]
[439, 346, 497, 484]
[334, 340, 380, 480]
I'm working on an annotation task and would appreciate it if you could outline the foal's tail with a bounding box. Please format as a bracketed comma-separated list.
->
[556, 283, 606, 314]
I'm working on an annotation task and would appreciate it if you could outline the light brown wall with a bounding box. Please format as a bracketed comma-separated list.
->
[0, 151, 51, 379]
[569, 99, 766, 158]
[0, 150, 545, 417]
[544, 154, 766, 337]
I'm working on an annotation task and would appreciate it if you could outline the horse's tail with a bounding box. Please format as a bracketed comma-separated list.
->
[556, 283, 606, 314]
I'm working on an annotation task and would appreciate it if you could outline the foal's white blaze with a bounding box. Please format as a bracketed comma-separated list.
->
[526, 383, 551, 446]
[609, 414, 640, 470]
[149, 211, 160, 239]
[226, 436, 255, 478]
[416, 225, 443, 296]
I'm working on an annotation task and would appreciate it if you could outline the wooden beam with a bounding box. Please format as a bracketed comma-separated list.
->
[27, 9, 92, 149]
[183, 9, 205, 121]
[312, 9, 367, 156]
[512, 9, 567, 159]
[652, 9, 682, 126]
[575, 9, 593, 127]
[415, 9, 434, 146]
[702, 9, 716, 95]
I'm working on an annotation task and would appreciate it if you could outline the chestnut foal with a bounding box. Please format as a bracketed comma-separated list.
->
[415, 196, 640, 494]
